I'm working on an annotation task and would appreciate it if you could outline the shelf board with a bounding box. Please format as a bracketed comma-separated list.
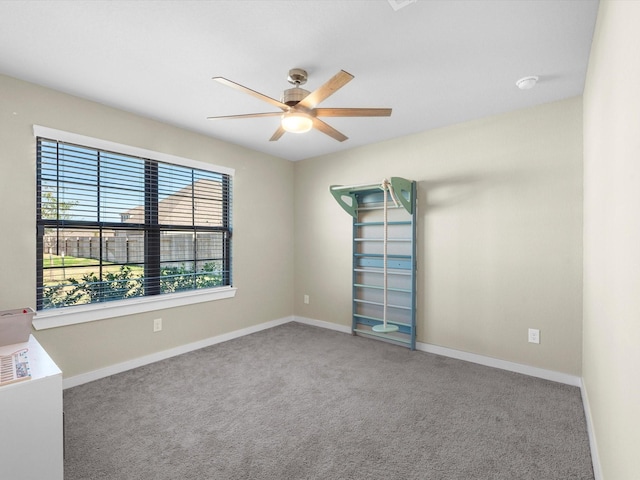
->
[354, 221, 412, 226]
[354, 238, 412, 242]
[353, 283, 412, 293]
[353, 314, 411, 328]
[353, 268, 412, 276]
[354, 298, 412, 310]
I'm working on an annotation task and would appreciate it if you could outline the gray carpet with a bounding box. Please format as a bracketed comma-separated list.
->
[63, 322, 594, 479]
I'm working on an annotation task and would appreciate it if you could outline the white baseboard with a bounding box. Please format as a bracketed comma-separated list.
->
[293, 316, 352, 334]
[580, 378, 603, 480]
[415, 341, 582, 387]
[63, 316, 293, 389]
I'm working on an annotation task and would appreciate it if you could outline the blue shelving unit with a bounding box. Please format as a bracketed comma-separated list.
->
[330, 177, 417, 350]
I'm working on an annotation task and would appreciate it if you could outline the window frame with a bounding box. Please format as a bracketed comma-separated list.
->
[32, 126, 236, 331]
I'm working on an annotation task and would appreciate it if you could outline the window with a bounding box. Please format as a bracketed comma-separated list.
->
[36, 130, 233, 316]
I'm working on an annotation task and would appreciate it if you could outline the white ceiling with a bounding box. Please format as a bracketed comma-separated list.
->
[0, 0, 599, 161]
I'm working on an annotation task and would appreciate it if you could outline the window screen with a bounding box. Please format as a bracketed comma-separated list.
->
[36, 138, 232, 311]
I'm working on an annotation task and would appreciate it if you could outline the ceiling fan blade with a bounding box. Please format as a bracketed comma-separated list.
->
[269, 125, 286, 142]
[297, 70, 354, 109]
[311, 117, 348, 142]
[314, 108, 392, 117]
[213, 77, 289, 110]
[207, 112, 283, 120]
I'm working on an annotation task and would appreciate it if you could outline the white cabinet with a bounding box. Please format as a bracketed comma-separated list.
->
[0, 335, 63, 480]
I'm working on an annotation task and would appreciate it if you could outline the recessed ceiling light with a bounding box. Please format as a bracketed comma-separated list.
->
[516, 76, 539, 90]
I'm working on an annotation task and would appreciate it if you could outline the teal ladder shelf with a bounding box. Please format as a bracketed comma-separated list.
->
[330, 177, 417, 350]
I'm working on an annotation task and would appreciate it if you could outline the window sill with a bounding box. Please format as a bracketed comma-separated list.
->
[32, 286, 237, 330]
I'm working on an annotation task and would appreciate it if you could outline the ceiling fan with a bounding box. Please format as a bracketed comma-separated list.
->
[208, 68, 392, 142]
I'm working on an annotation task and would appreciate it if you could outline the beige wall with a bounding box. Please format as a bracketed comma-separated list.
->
[583, 1, 640, 479]
[294, 97, 583, 375]
[0, 74, 295, 378]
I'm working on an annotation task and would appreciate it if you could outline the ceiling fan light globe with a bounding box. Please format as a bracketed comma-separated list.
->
[281, 113, 313, 133]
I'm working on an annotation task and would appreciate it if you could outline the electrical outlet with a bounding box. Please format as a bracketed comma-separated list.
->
[528, 328, 540, 344]
[303, 294, 310, 305]
[153, 318, 162, 332]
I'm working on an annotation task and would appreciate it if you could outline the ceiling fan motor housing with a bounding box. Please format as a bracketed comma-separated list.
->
[282, 87, 310, 106]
